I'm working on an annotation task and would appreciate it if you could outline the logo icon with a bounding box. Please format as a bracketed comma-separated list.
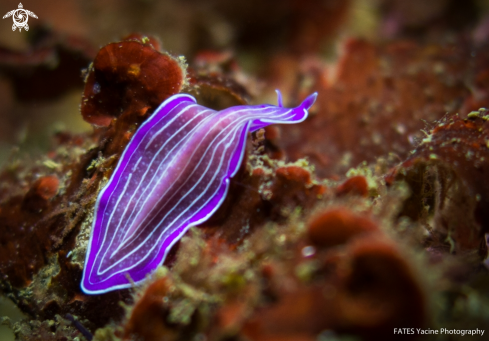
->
[3, 3, 37, 32]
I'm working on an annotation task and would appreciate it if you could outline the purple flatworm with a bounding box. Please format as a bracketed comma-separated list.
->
[81, 90, 317, 294]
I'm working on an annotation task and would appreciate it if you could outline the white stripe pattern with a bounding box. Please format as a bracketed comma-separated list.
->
[81, 91, 317, 294]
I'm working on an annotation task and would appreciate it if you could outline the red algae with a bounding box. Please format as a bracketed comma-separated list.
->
[336, 175, 369, 197]
[81, 37, 185, 127]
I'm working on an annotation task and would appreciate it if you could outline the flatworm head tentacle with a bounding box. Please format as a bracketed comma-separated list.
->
[81, 90, 317, 294]
[247, 92, 317, 132]
[276, 89, 284, 107]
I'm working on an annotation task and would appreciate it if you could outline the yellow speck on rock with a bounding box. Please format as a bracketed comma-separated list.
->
[128, 64, 141, 77]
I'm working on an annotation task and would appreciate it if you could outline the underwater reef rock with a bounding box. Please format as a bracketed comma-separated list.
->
[199, 159, 326, 244]
[266, 38, 489, 178]
[6, 314, 86, 341]
[241, 236, 426, 341]
[114, 205, 426, 341]
[390, 108, 489, 262]
[0, 129, 132, 330]
[1, 8, 489, 338]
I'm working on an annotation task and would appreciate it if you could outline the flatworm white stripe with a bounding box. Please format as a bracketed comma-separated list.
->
[103, 116, 253, 274]
[117, 107, 295, 254]
[81, 90, 317, 294]
[115, 105, 215, 247]
[100, 121, 243, 275]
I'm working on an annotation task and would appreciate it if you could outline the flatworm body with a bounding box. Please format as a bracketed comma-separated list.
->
[81, 91, 317, 294]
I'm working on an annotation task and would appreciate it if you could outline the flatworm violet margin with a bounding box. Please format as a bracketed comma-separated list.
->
[81, 90, 317, 294]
